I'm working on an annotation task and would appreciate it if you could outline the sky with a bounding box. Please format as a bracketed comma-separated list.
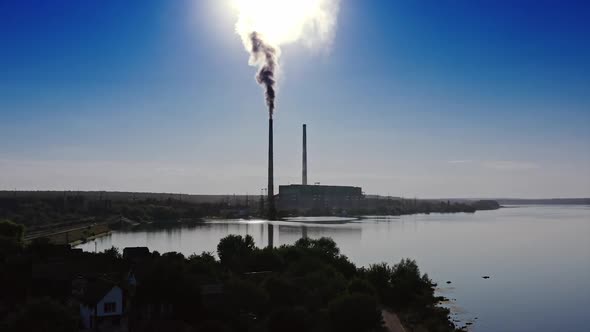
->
[1, 0, 589, 198]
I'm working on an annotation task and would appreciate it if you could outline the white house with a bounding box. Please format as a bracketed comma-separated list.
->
[79, 279, 124, 330]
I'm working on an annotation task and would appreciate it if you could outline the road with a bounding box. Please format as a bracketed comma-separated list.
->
[382, 310, 406, 332]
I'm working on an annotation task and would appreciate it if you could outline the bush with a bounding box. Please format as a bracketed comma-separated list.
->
[365, 263, 393, 294]
[264, 276, 301, 307]
[268, 307, 311, 332]
[1, 298, 79, 332]
[348, 277, 376, 296]
[328, 293, 382, 332]
[217, 234, 255, 267]
[0, 219, 25, 243]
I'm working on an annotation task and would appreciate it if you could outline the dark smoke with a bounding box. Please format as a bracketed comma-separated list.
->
[250, 32, 277, 116]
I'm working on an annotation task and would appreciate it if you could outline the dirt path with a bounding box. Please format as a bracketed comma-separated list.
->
[382, 310, 406, 332]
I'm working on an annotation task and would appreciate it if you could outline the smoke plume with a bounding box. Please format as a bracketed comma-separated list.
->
[232, 0, 341, 116]
[249, 32, 277, 116]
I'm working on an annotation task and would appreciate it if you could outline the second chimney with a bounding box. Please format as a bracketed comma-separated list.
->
[302, 124, 307, 185]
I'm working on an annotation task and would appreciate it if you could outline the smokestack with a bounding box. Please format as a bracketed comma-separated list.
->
[302, 124, 307, 185]
[268, 115, 276, 220]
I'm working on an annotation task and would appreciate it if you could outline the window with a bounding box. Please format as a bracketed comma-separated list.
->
[104, 302, 116, 313]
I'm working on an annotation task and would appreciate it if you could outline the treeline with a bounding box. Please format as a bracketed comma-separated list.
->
[0, 221, 462, 332]
[0, 195, 245, 229]
[0, 193, 500, 230]
[366, 198, 500, 215]
[294, 199, 500, 217]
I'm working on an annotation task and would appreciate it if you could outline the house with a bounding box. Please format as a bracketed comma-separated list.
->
[78, 278, 124, 331]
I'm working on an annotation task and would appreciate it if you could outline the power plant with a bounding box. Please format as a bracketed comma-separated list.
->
[276, 124, 364, 215]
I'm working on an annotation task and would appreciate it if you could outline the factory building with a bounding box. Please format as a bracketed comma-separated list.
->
[278, 184, 363, 213]
[277, 124, 364, 214]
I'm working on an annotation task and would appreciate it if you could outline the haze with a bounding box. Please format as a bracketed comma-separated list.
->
[1, 1, 589, 198]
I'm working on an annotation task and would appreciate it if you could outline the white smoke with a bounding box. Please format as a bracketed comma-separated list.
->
[232, 0, 340, 48]
[231, 0, 341, 113]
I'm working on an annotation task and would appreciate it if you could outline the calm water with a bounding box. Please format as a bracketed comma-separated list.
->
[78, 205, 590, 332]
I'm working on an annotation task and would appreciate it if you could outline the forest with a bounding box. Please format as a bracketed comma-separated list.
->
[0, 220, 462, 332]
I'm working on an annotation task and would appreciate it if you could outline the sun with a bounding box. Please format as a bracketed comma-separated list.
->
[231, 0, 337, 47]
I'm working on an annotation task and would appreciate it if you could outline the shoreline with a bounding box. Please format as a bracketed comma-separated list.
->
[68, 230, 111, 247]
[25, 222, 112, 246]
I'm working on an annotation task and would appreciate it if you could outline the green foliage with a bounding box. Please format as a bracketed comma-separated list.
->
[134, 252, 203, 324]
[389, 258, 434, 309]
[248, 247, 284, 272]
[292, 237, 356, 278]
[0, 233, 458, 332]
[328, 293, 382, 332]
[0, 219, 25, 256]
[0, 237, 22, 257]
[348, 277, 376, 296]
[103, 246, 122, 260]
[227, 277, 269, 315]
[365, 263, 393, 294]
[217, 234, 255, 267]
[0, 219, 24, 243]
[362, 259, 436, 312]
[268, 307, 311, 332]
[188, 251, 219, 278]
[0, 192, 499, 231]
[1, 298, 79, 332]
[264, 276, 301, 307]
[151, 205, 181, 222]
[295, 237, 339, 257]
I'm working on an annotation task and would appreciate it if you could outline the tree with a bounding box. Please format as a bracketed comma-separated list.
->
[294, 237, 339, 258]
[103, 246, 122, 260]
[313, 237, 340, 258]
[348, 277, 376, 296]
[217, 234, 255, 266]
[0, 219, 25, 256]
[0, 219, 24, 243]
[226, 278, 269, 315]
[328, 294, 382, 332]
[365, 263, 393, 294]
[268, 307, 311, 332]
[1, 298, 79, 332]
[389, 259, 434, 309]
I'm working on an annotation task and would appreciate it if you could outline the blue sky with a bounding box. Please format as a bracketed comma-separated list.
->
[1, 0, 589, 197]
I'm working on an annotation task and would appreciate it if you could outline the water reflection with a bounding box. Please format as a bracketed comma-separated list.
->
[268, 223, 274, 248]
[84, 218, 364, 255]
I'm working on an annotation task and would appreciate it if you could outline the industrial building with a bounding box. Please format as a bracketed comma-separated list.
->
[277, 124, 364, 214]
[278, 184, 363, 213]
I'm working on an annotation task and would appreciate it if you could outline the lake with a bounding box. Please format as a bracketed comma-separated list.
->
[77, 205, 590, 332]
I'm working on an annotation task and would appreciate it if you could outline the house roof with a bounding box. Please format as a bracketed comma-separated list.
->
[80, 278, 118, 306]
[123, 247, 150, 260]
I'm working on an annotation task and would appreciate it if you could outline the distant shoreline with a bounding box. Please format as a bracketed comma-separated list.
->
[2, 190, 588, 205]
[495, 198, 590, 205]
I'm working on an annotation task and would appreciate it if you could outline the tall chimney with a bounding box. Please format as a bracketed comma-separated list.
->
[302, 124, 307, 185]
[267, 115, 276, 219]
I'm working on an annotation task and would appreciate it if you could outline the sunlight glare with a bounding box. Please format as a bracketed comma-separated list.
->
[231, 0, 339, 47]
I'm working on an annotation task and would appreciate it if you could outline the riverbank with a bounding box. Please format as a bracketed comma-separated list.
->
[1, 191, 500, 231]
[25, 222, 111, 245]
